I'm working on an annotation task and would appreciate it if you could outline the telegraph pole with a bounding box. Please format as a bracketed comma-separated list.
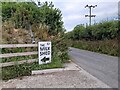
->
[85, 5, 97, 26]
[28, 0, 41, 43]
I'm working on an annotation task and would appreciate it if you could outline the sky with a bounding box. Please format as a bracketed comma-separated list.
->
[52, 0, 119, 32]
[9, 0, 119, 32]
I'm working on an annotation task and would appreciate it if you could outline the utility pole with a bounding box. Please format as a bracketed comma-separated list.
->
[28, 0, 41, 44]
[85, 5, 97, 26]
[29, 24, 35, 44]
[31, 0, 41, 7]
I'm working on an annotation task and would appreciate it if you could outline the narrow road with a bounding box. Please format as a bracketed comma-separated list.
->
[68, 47, 118, 88]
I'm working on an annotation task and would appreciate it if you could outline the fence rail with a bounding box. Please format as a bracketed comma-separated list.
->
[0, 51, 37, 58]
[0, 59, 38, 68]
[0, 44, 38, 67]
[0, 44, 37, 48]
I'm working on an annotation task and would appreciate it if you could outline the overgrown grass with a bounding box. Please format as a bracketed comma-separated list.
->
[2, 47, 37, 54]
[2, 47, 38, 63]
[2, 39, 70, 80]
[2, 55, 38, 63]
[69, 38, 118, 56]
[2, 52, 63, 80]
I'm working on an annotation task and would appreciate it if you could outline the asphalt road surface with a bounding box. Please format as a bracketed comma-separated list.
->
[68, 47, 118, 88]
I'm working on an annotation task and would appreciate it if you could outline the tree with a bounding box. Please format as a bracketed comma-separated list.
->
[66, 20, 118, 41]
[2, 2, 64, 37]
[39, 2, 64, 35]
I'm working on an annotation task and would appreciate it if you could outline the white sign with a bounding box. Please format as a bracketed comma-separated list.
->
[38, 41, 51, 64]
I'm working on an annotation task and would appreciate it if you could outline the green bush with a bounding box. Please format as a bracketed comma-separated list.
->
[65, 20, 118, 40]
[2, 59, 63, 80]
[70, 39, 118, 56]
[1, 2, 69, 80]
[2, 39, 69, 80]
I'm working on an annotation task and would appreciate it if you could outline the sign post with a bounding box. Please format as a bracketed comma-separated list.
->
[38, 41, 51, 64]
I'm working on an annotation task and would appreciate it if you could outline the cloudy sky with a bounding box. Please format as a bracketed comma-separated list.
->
[53, 0, 119, 32]
[33, 0, 119, 32]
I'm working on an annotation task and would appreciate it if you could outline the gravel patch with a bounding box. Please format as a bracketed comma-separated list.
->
[1, 62, 110, 88]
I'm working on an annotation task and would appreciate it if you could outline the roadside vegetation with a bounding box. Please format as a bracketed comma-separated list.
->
[65, 20, 119, 56]
[1, 2, 119, 80]
[1, 2, 69, 80]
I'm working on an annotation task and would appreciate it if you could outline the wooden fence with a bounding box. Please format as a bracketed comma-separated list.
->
[0, 44, 38, 67]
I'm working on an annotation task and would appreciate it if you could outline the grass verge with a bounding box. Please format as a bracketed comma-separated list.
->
[2, 55, 38, 63]
[2, 53, 63, 80]
[70, 39, 118, 56]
